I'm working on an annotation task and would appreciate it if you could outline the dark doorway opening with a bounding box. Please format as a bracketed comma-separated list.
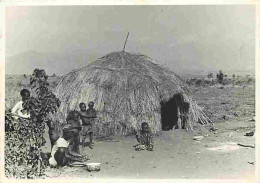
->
[161, 97, 178, 131]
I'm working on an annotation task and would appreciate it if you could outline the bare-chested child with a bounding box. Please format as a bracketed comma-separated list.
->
[66, 111, 82, 153]
[79, 102, 97, 149]
[135, 122, 154, 151]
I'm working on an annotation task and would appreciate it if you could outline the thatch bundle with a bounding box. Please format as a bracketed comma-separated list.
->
[55, 51, 212, 135]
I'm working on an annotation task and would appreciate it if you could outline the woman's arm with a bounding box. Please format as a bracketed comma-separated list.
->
[64, 148, 79, 160]
[68, 145, 82, 158]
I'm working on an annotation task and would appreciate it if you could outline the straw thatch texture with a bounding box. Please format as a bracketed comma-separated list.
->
[55, 51, 212, 135]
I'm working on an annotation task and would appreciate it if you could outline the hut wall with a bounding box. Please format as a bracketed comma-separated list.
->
[54, 52, 211, 136]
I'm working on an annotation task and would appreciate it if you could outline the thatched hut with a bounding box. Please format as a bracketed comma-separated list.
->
[55, 51, 212, 136]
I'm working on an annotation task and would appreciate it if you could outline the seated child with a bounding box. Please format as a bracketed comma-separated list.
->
[66, 111, 82, 153]
[49, 125, 84, 168]
[135, 122, 154, 151]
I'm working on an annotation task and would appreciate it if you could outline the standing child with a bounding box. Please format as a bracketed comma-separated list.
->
[47, 120, 60, 149]
[181, 102, 190, 129]
[135, 122, 154, 151]
[66, 111, 82, 154]
[79, 102, 97, 149]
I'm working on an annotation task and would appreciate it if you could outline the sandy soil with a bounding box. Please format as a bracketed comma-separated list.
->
[6, 75, 255, 180]
[42, 116, 255, 179]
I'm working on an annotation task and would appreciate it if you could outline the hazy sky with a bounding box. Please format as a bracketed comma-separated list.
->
[5, 5, 256, 75]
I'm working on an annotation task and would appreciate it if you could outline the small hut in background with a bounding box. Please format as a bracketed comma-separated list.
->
[55, 51, 212, 136]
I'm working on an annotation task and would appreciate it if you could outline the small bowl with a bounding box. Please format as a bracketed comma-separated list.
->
[193, 136, 204, 141]
[85, 163, 101, 172]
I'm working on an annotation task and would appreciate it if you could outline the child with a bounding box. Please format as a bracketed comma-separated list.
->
[11, 89, 31, 120]
[47, 119, 60, 149]
[66, 111, 82, 154]
[79, 102, 97, 149]
[135, 122, 154, 151]
[49, 125, 84, 168]
[181, 102, 190, 129]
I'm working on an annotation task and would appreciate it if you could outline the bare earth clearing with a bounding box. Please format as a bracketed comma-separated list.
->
[43, 119, 255, 179]
[5, 75, 255, 179]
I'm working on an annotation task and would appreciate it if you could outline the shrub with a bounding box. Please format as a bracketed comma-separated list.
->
[216, 70, 224, 84]
[195, 79, 203, 86]
[5, 68, 60, 178]
[207, 73, 213, 79]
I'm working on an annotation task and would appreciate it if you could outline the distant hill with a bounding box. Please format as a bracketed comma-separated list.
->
[6, 50, 255, 77]
[5, 50, 98, 76]
[177, 69, 255, 79]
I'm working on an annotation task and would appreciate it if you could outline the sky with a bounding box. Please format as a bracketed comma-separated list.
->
[5, 5, 256, 75]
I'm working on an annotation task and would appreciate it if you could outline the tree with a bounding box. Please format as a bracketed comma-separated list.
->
[5, 68, 60, 178]
[207, 73, 213, 79]
[216, 70, 224, 84]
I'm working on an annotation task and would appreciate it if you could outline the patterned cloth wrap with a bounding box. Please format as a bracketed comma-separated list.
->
[135, 130, 154, 151]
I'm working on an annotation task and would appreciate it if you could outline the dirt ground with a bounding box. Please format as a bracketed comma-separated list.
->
[42, 116, 255, 180]
[41, 118, 255, 179]
[6, 75, 256, 180]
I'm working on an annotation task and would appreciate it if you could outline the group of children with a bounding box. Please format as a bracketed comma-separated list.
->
[11, 88, 155, 168]
[66, 101, 97, 152]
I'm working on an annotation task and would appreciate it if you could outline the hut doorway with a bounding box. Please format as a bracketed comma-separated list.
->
[161, 97, 178, 131]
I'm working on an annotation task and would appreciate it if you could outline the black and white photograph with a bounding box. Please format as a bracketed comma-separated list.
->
[2, 2, 257, 181]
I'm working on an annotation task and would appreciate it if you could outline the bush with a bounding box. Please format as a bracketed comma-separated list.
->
[216, 70, 224, 84]
[207, 73, 213, 79]
[222, 78, 232, 85]
[5, 68, 60, 178]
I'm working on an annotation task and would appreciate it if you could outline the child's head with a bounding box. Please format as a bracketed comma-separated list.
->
[62, 125, 74, 140]
[88, 101, 94, 109]
[72, 111, 79, 120]
[141, 122, 149, 133]
[79, 102, 86, 111]
[20, 89, 30, 101]
[67, 110, 80, 121]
